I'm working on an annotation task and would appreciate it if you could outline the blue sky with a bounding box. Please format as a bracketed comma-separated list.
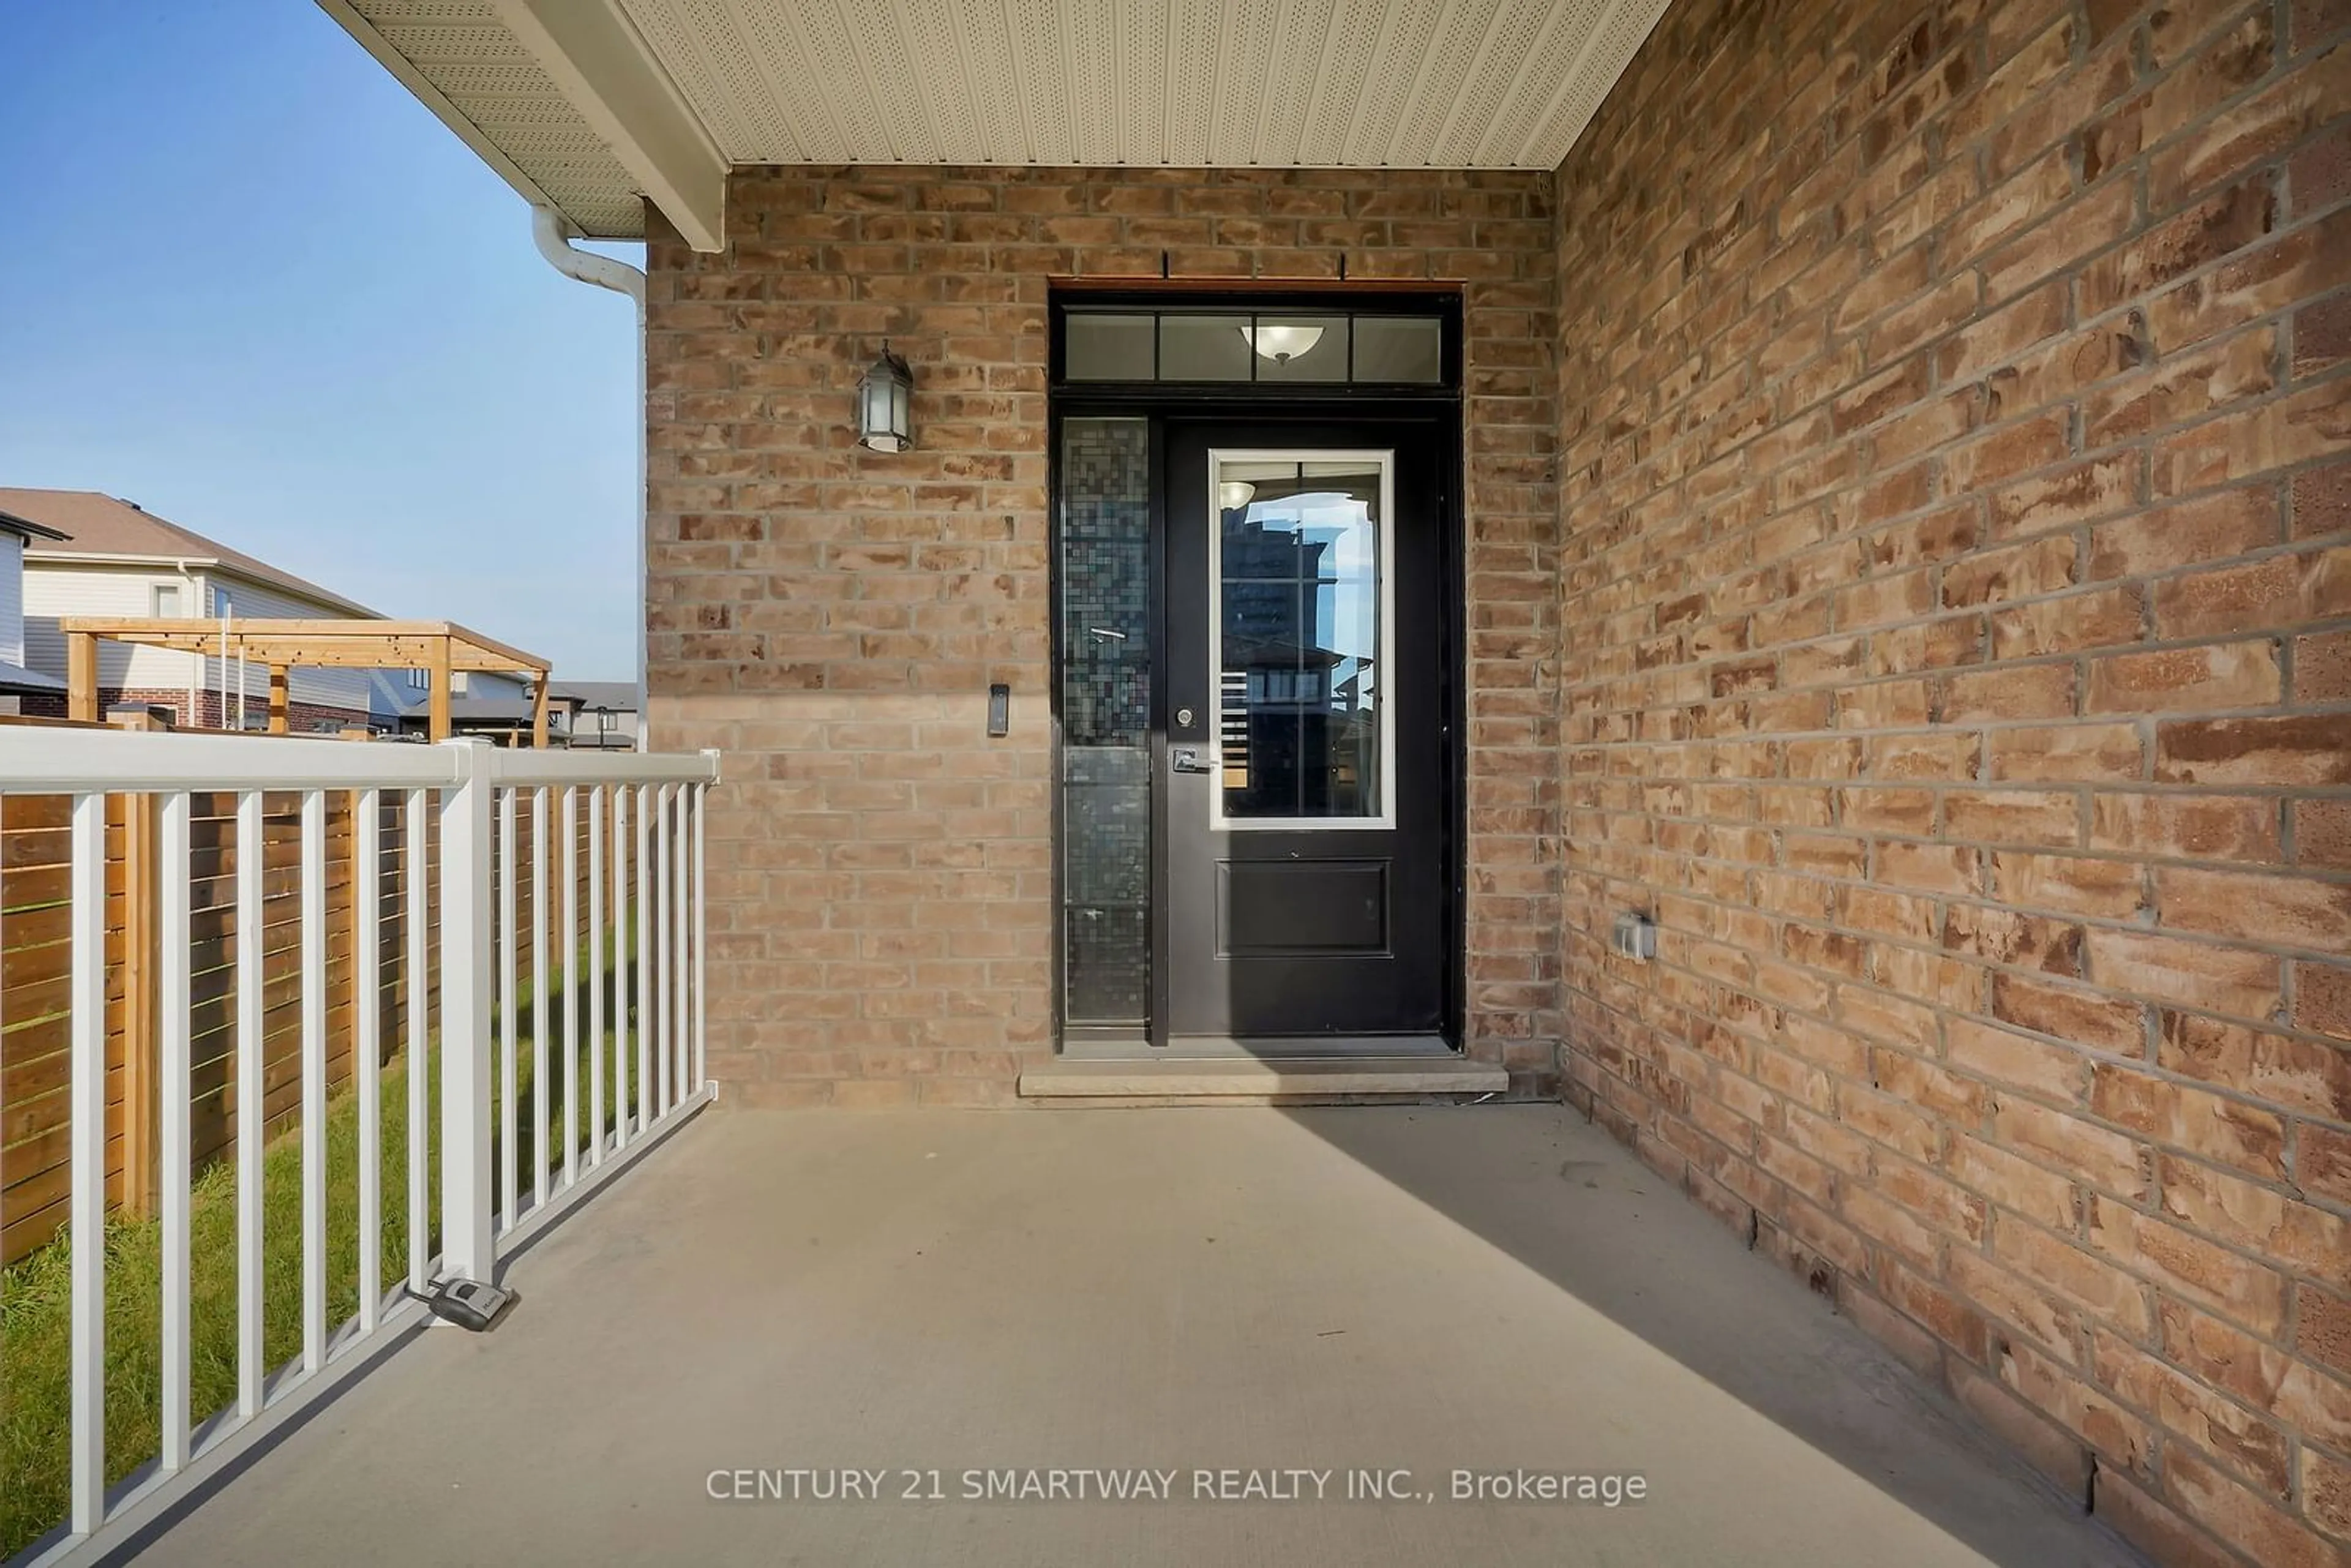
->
[0, 2, 644, 679]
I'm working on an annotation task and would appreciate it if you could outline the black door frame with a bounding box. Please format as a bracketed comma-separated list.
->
[1047, 291, 1467, 1056]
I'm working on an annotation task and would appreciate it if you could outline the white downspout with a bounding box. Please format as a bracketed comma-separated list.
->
[531, 206, 650, 752]
[178, 564, 201, 726]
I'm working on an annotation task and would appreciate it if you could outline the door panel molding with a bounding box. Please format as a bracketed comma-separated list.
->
[1217, 858, 1392, 958]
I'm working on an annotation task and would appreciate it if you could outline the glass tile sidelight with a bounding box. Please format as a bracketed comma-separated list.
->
[1059, 542, 1150, 746]
[1062, 781, 1151, 905]
[1057, 418, 1154, 1026]
[1065, 906, 1149, 1023]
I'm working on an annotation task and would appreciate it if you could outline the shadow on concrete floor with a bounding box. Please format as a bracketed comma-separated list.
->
[1286, 1101, 2142, 1568]
[138, 1103, 2143, 1568]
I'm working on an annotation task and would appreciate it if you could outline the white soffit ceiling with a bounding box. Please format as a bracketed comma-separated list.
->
[324, 0, 1673, 247]
[325, 0, 652, 236]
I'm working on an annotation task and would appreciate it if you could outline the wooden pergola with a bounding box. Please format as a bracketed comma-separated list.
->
[61, 617, 554, 745]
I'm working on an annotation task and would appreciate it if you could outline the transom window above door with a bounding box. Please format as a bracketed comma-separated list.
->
[1060, 306, 1453, 387]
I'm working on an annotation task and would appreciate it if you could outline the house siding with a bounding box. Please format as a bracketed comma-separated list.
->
[1550, 1, 2350, 1565]
[457, 670, 531, 703]
[0, 534, 23, 667]
[23, 561, 203, 693]
[203, 577, 377, 715]
[645, 166, 1562, 1106]
[21, 565, 377, 728]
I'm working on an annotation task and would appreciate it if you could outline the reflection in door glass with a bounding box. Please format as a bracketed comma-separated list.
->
[1214, 457, 1383, 822]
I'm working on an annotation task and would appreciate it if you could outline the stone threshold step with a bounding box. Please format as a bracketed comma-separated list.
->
[1019, 1055, 1509, 1105]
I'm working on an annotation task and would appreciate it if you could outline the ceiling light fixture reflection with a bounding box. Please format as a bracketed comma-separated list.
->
[1239, 324, 1324, 363]
[1217, 481, 1257, 511]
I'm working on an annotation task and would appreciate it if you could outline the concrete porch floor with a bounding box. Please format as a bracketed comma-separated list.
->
[141, 1105, 2142, 1567]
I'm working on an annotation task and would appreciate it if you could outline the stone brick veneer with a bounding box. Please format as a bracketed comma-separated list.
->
[1551, 1, 2350, 1563]
[645, 168, 1560, 1106]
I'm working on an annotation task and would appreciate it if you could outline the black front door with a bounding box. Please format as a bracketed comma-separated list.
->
[1161, 419, 1452, 1045]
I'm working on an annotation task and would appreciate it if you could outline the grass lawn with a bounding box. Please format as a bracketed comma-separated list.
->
[0, 958, 638, 1559]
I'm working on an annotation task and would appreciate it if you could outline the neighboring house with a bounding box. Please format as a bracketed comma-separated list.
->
[323, 6, 2351, 1566]
[2, 487, 380, 730]
[375, 664, 534, 733]
[551, 680, 639, 751]
[1, 487, 538, 733]
[392, 678, 577, 747]
[0, 508, 71, 712]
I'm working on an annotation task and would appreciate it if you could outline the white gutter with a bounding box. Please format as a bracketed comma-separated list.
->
[531, 205, 650, 752]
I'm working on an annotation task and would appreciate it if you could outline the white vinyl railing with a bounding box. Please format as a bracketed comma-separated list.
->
[0, 730, 721, 1567]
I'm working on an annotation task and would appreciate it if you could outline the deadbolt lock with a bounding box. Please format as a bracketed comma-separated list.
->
[1176, 706, 1194, 727]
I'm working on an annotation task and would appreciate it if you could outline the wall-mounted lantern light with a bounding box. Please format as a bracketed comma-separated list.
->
[857, 340, 914, 452]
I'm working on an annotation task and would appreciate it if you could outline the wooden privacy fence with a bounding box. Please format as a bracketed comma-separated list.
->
[0, 719, 595, 1266]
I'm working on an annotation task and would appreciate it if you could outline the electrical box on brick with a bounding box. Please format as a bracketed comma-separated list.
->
[1611, 912, 1657, 963]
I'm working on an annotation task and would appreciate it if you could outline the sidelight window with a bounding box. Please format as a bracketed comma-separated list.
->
[1057, 417, 1155, 1027]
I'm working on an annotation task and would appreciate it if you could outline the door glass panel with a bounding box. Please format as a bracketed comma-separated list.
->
[1058, 418, 1153, 1024]
[1212, 454, 1387, 827]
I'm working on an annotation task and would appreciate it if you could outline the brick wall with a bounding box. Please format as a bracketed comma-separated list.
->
[645, 167, 1559, 1106]
[1553, 1, 2349, 1564]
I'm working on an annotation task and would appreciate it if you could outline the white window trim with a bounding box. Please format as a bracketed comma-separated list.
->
[1205, 447, 1397, 833]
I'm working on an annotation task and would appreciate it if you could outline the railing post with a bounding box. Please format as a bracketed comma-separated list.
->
[696, 756, 716, 1094]
[635, 784, 653, 1134]
[356, 786, 383, 1332]
[159, 789, 192, 1474]
[299, 789, 327, 1371]
[234, 792, 264, 1417]
[405, 788, 430, 1294]
[68, 790, 107, 1534]
[437, 738, 497, 1284]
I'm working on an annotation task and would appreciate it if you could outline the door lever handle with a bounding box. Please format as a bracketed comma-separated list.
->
[1171, 746, 1213, 774]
